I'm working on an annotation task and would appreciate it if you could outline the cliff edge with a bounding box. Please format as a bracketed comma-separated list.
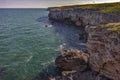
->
[48, 2, 120, 26]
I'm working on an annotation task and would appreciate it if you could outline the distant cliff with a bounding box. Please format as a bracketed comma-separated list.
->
[48, 2, 120, 80]
[48, 2, 120, 27]
[49, 9, 120, 26]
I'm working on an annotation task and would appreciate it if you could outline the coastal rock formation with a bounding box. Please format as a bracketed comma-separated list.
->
[49, 8, 120, 26]
[86, 23, 120, 80]
[35, 49, 111, 80]
[53, 49, 111, 80]
[55, 49, 89, 71]
[48, 3, 120, 80]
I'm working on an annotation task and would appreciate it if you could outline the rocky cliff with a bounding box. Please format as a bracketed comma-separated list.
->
[86, 23, 120, 80]
[49, 7, 120, 26]
[48, 2, 120, 80]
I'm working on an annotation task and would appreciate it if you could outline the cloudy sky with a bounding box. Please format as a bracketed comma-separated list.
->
[0, 0, 120, 8]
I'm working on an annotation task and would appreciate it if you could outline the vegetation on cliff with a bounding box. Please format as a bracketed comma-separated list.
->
[101, 22, 120, 35]
[50, 2, 120, 13]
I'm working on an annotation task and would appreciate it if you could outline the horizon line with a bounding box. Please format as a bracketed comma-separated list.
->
[0, 1, 120, 8]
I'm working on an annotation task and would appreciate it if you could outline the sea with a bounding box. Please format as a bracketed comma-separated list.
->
[0, 8, 86, 80]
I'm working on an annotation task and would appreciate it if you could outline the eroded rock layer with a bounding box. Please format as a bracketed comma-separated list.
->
[86, 23, 120, 80]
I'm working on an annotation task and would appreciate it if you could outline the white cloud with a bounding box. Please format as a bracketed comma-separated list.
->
[0, 0, 120, 8]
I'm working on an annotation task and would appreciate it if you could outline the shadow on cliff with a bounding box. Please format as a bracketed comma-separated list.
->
[37, 17, 87, 51]
[52, 21, 87, 50]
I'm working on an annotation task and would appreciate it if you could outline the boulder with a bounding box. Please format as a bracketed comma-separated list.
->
[55, 49, 89, 71]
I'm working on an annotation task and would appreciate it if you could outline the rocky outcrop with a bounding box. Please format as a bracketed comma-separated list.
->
[55, 49, 89, 71]
[53, 49, 111, 80]
[49, 8, 120, 26]
[86, 23, 120, 80]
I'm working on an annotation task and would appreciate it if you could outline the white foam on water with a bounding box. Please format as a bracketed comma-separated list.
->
[41, 58, 55, 66]
[26, 55, 33, 63]
[41, 47, 52, 50]
[54, 43, 66, 51]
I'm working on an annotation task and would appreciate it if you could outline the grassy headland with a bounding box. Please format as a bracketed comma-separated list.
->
[49, 2, 120, 35]
[101, 22, 120, 35]
[50, 2, 120, 13]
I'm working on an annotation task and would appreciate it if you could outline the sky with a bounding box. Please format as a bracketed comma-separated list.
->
[0, 0, 120, 8]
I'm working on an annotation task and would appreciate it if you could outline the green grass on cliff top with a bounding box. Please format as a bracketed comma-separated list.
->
[101, 23, 120, 35]
[51, 2, 120, 13]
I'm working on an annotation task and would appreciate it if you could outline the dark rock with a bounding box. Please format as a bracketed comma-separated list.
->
[55, 49, 89, 71]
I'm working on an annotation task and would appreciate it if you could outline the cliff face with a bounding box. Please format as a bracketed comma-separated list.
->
[48, 4, 120, 80]
[86, 23, 120, 80]
[49, 8, 120, 26]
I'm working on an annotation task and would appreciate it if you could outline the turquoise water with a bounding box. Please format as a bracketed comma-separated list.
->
[0, 9, 86, 80]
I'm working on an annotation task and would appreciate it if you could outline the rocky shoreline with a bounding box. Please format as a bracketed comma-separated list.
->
[37, 3, 120, 80]
[53, 49, 112, 80]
